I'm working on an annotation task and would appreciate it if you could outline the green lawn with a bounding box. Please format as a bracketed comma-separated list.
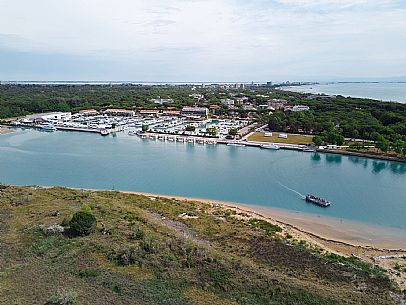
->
[248, 132, 314, 145]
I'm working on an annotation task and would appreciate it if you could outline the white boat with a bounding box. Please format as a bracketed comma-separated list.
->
[261, 144, 280, 150]
[128, 130, 137, 136]
[302, 147, 316, 152]
[100, 129, 109, 136]
[227, 142, 246, 147]
[41, 123, 57, 132]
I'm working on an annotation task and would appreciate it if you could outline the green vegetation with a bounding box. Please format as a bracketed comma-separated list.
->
[261, 91, 406, 156]
[228, 128, 238, 136]
[0, 84, 405, 156]
[248, 218, 282, 235]
[0, 185, 401, 304]
[248, 132, 313, 145]
[68, 206, 96, 236]
[45, 290, 79, 305]
[185, 125, 196, 132]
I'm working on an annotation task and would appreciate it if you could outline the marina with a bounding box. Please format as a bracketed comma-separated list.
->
[9, 111, 250, 138]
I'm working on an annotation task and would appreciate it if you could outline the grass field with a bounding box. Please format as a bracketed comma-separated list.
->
[248, 132, 313, 145]
[0, 186, 401, 305]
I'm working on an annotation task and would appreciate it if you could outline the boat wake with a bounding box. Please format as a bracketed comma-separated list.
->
[277, 181, 305, 198]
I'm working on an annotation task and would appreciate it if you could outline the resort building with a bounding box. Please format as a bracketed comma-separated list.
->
[292, 105, 310, 112]
[139, 109, 160, 117]
[243, 104, 257, 111]
[149, 98, 174, 104]
[220, 99, 235, 106]
[181, 107, 209, 118]
[24, 112, 72, 123]
[162, 110, 181, 116]
[79, 109, 99, 116]
[236, 97, 249, 104]
[189, 94, 205, 101]
[210, 105, 221, 115]
[103, 109, 135, 116]
[267, 99, 288, 109]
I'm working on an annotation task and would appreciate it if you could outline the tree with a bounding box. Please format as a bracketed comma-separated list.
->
[376, 139, 390, 152]
[228, 128, 238, 136]
[206, 127, 217, 136]
[185, 125, 195, 132]
[312, 136, 323, 146]
[336, 134, 345, 146]
[142, 124, 149, 132]
[351, 129, 359, 139]
[393, 140, 405, 154]
[69, 210, 96, 236]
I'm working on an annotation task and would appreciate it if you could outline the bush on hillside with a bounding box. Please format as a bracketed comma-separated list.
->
[69, 210, 96, 236]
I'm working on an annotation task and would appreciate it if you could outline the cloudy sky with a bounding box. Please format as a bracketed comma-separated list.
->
[0, 0, 405, 81]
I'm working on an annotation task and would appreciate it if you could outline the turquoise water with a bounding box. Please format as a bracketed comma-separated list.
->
[1, 129, 405, 230]
[284, 82, 406, 103]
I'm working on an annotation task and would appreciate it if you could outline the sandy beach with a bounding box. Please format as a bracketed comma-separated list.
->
[0, 125, 14, 134]
[115, 189, 406, 289]
[95, 189, 406, 251]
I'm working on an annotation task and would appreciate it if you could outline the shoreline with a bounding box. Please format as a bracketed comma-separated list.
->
[5, 125, 406, 163]
[0, 125, 14, 134]
[40, 185, 406, 252]
[123, 191, 406, 251]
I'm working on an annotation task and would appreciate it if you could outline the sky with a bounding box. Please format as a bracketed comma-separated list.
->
[0, 0, 406, 82]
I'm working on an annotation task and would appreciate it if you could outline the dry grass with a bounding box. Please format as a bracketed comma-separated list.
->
[0, 186, 402, 305]
[248, 132, 313, 145]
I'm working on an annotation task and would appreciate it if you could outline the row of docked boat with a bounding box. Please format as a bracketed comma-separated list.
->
[260, 143, 316, 152]
[134, 131, 217, 145]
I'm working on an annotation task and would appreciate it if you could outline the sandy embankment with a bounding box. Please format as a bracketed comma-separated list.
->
[0, 125, 14, 134]
[117, 190, 406, 289]
[111, 190, 406, 251]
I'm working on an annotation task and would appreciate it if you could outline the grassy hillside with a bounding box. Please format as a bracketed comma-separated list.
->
[0, 185, 402, 305]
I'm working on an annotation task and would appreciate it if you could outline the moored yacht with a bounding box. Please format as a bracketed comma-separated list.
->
[41, 123, 57, 132]
[261, 143, 280, 150]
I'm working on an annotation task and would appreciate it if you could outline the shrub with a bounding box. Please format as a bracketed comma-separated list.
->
[45, 289, 79, 305]
[80, 204, 92, 213]
[60, 217, 70, 227]
[69, 211, 96, 236]
[131, 227, 145, 240]
[248, 218, 282, 235]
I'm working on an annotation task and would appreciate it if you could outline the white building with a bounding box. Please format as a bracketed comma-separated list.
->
[25, 112, 72, 122]
[292, 105, 310, 112]
[236, 97, 249, 104]
[149, 98, 174, 104]
[104, 109, 135, 116]
[181, 107, 208, 117]
[220, 99, 234, 106]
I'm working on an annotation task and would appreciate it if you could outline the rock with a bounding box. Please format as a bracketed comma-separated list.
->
[43, 224, 65, 236]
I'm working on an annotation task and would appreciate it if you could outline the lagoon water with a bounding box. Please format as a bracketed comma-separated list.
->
[284, 82, 406, 103]
[1, 129, 405, 231]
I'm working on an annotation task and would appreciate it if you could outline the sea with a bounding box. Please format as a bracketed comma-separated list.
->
[1, 128, 405, 231]
[282, 82, 406, 103]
